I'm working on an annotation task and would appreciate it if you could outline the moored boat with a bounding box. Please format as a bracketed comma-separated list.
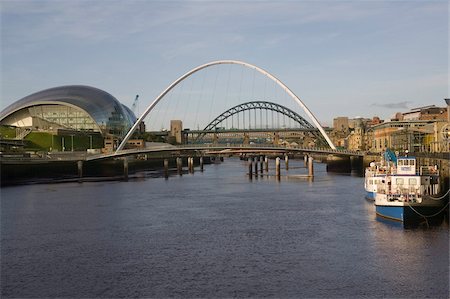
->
[367, 151, 448, 225]
[364, 150, 395, 201]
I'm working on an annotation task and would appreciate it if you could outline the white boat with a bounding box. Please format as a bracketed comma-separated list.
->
[364, 161, 387, 201]
[366, 151, 448, 225]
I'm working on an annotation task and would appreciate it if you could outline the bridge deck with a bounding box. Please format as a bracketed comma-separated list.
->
[86, 144, 363, 161]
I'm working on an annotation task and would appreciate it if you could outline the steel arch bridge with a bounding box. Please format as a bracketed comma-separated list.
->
[194, 101, 326, 144]
[116, 60, 336, 152]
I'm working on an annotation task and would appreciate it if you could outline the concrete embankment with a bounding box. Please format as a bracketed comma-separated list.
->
[1, 156, 212, 186]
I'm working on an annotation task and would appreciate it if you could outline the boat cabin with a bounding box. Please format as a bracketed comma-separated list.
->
[396, 157, 416, 175]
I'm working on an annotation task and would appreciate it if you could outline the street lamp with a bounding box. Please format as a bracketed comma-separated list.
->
[89, 135, 93, 149]
[71, 135, 74, 152]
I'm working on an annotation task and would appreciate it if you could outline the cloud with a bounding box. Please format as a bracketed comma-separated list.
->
[371, 101, 411, 109]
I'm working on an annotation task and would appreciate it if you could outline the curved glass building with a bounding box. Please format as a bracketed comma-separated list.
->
[0, 85, 137, 137]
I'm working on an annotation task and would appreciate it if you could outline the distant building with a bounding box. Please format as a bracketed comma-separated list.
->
[332, 116, 382, 150]
[333, 117, 349, 132]
[170, 120, 183, 144]
[346, 118, 366, 151]
[399, 105, 447, 121]
[369, 119, 447, 153]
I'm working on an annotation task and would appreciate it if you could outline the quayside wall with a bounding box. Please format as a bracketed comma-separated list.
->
[0, 156, 212, 186]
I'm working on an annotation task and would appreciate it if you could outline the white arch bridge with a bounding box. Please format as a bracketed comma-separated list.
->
[87, 144, 363, 162]
[117, 60, 336, 153]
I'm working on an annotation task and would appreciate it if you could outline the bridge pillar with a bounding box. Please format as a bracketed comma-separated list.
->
[248, 157, 253, 180]
[275, 157, 281, 179]
[254, 156, 259, 177]
[177, 157, 183, 176]
[304, 154, 308, 167]
[285, 155, 289, 171]
[308, 156, 314, 177]
[123, 157, 129, 180]
[188, 157, 194, 173]
[77, 160, 83, 181]
[260, 156, 264, 175]
[326, 155, 351, 173]
[265, 156, 269, 172]
[350, 156, 363, 175]
[164, 159, 169, 178]
[200, 156, 204, 171]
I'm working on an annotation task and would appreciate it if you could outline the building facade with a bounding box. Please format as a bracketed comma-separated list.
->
[0, 85, 136, 138]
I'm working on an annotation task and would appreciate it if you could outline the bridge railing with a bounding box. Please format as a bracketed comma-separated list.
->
[175, 143, 364, 156]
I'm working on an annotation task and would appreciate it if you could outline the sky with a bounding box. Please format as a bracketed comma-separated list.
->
[1, 0, 448, 128]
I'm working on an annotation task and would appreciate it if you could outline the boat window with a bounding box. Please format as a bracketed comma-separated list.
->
[409, 178, 417, 185]
[398, 160, 403, 166]
[396, 178, 404, 185]
[409, 160, 415, 166]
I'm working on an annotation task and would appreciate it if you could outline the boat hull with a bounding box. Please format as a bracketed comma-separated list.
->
[365, 191, 376, 201]
[375, 204, 445, 225]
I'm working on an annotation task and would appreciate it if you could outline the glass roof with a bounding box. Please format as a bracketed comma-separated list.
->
[0, 85, 136, 137]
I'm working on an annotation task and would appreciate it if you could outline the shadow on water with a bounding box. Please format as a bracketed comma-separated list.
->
[376, 211, 447, 229]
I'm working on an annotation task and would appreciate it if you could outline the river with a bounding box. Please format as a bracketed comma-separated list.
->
[1, 158, 448, 298]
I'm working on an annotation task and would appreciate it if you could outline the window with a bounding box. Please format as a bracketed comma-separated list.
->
[409, 178, 417, 185]
[396, 178, 404, 185]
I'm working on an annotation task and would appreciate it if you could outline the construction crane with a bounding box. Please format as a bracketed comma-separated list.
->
[131, 95, 139, 115]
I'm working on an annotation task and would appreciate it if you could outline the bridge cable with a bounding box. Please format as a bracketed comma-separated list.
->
[173, 76, 186, 122]
[158, 84, 173, 130]
[194, 67, 208, 130]
[251, 68, 256, 100]
[225, 64, 232, 129]
[182, 72, 196, 127]
[208, 66, 220, 129]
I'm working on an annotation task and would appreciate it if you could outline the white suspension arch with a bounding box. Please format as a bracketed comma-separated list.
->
[116, 60, 336, 152]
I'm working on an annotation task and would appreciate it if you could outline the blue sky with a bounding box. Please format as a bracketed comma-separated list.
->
[1, 0, 448, 128]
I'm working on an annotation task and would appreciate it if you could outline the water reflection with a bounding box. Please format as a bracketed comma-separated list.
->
[1, 158, 448, 298]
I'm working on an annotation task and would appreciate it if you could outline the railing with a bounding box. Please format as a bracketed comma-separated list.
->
[84, 143, 365, 161]
[14, 128, 32, 140]
[176, 143, 364, 156]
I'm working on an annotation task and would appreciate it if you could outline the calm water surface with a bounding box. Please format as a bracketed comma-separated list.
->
[1, 158, 448, 298]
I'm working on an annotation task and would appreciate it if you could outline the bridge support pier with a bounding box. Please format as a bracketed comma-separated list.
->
[177, 157, 183, 176]
[275, 157, 281, 180]
[200, 156, 204, 172]
[164, 159, 169, 178]
[254, 156, 259, 177]
[260, 156, 264, 175]
[123, 157, 129, 180]
[350, 156, 363, 175]
[248, 157, 253, 180]
[188, 157, 194, 173]
[285, 155, 289, 171]
[77, 160, 83, 181]
[326, 155, 351, 173]
[265, 156, 269, 172]
[308, 156, 314, 177]
[304, 154, 308, 167]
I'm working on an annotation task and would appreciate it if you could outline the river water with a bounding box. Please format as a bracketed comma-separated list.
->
[1, 158, 448, 298]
